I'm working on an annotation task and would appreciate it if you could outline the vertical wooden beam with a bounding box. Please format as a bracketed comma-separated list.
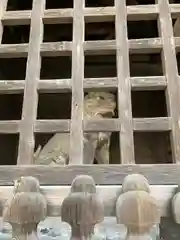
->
[0, 0, 8, 43]
[69, 0, 84, 164]
[157, 0, 180, 163]
[17, 0, 45, 164]
[115, 0, 135, 164]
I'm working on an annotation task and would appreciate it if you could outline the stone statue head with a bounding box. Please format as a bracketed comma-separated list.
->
[84, 91, 116, 118]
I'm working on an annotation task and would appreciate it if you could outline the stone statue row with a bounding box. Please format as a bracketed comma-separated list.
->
[1, 173, 180, 239]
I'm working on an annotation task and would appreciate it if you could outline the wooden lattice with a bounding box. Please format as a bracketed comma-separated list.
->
[0, 0, 179, 185]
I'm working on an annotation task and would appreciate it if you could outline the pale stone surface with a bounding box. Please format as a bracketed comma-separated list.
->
[0, 217, 160, 240]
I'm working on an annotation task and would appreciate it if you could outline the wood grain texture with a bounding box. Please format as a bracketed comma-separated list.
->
[0, 121, 20, 133]
[0, 80, 25, 93]
[2, 10, 31, 25]
[0, 118, 170, 134]
[17, 0, 45, 164]
[115, 0, 135, 164]
[0, 76, 166, 93]
[158, 0, 180, 163]
[0, 184, 177, 217]
[0, 0, 8, 43]
[1, 37, 180, 59]
[69, 0, 84, 164]
[133, 117, 171, 131]
[84, 39, 162, 54]
[0, 165, 178, 185]
[2, 4, 180, 27]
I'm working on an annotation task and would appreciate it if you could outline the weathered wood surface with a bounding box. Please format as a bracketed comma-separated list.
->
[115, 0, 134, 164]
[17, 0, 45, 164]
[1, 4, 180, 25]
[158, 0, 180, 163]
[69, 0, 84, 164]
[0, 165, 177, 185]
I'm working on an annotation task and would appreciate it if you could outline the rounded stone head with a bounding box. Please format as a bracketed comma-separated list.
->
[3, 192, 47, 229]
[71, 175, 96, 193]
[13, 176, 40, 194]
[61, 192, 104, 237]
[122, 174, 150, 193]
[116, 191, 160, 234]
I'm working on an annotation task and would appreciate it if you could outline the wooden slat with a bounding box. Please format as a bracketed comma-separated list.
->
[43, 9, 73, 24]
[115, 0, 135, 164]
[17, 0, 45, 164]
[84, 7, 115, 23]
[35, 120, 70, 133]
[0, 185, 176, 217]
[40, 42, 72, 57]
[0, 120, 20, 133]
[84, 5, 158, 22]
[0, 0, 8, 43]
[0, 76, 166, 93]
[84, 77, 117, 90]
[158, 0, 180, 163]
[69, 0, 84, 164]
[84, 39, 162, 55]
[127, 5, 158, 21]
[0, 39, 163, 57]
[8, 118, 170, 133]
[2, 10, 31, 25]
[84, 119, 121, 132]
[129, 38, 162, 54]
[0, 44, 28, 58]
[0, 80, 25, 93]
[131, 76, 167, 90]
[38, 79, 71, 92]
[0, 5, 160, 26]
[0, 165, 179, 185]
[133, 117, 172, 131]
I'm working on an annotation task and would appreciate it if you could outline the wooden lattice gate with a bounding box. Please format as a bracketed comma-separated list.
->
[0, 0, 179, 188]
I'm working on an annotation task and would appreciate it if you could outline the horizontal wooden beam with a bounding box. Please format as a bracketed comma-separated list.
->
[43, 9, 73, 24]
[35, 120, 70, 133]
[0, 121, 20, 133]
[0, 118, 171, 134]
[2, 37, 180, 57]
[0, 80, 25, 93]
[84, 39, 162, 54]
[0, 165, 178, 185]
[40, 42, 72, 56]
[2, 4, 180, 26]
[2, 10, 31, 25]
[0, 76, 166, 93]
[127, 5, 158, 21]
[0, 184, 176, 217]
[133, 117, 171, 131]
[84, 119, 121, 132]
[0, 44, 28, 58]
[131, 76, 166, 90]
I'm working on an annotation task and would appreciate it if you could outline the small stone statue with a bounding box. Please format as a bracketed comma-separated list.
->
[117, 174, 160, 240]
[34, 91, 116, 165]
[3, 176, 47, 240]
[61, 192, 104, 240]
[171, 185, 180, 223]
[116, 190, 160, 240]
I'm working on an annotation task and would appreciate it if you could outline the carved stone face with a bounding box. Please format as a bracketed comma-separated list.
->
[84, 92, 116, 118]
